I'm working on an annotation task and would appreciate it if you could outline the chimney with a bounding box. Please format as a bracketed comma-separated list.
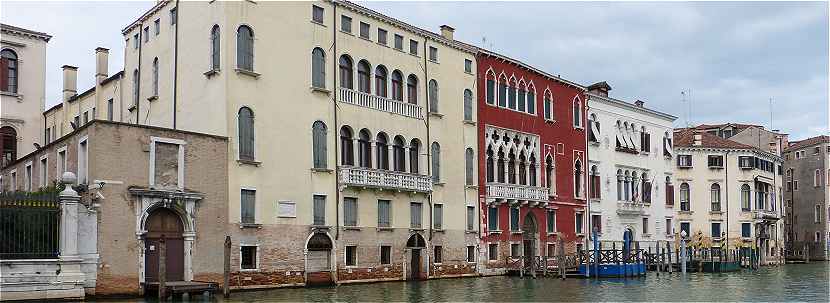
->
[95, 47, 109, 84]
[634, 100, 645, 107]
[440, 25, 455, 40]
[62, 65, 78, 102]
[693, 133, 703, 146]
[587, 81, 611, 97]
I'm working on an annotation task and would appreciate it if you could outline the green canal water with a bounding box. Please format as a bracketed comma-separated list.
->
[133, 264, 829, 302]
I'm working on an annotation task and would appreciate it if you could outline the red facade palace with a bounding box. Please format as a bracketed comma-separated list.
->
[475, 51, 587, 273]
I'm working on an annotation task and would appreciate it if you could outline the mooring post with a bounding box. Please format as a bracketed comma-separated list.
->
[558, 237, 565, 280]
[159, 235, 167, 301]
[223, 236, 231, 298]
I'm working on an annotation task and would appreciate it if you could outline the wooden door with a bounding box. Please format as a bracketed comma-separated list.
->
[144, 208, 184, 282]
[410, 249, 421, 280]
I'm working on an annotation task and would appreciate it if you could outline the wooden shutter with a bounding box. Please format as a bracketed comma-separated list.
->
[0, 58, 8, 92]
[666, 185, 674, 205]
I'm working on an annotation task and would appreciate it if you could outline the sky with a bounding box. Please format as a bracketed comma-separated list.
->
[2, 1, 828, 140]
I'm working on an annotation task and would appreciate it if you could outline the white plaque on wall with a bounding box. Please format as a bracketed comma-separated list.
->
[277, 201, 296, 218]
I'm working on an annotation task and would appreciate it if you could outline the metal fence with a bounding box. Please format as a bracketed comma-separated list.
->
[0, 192, 60, 259]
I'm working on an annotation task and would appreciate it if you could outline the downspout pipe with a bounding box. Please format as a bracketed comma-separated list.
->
[725, 150, 729, 252]
[172, 0, 180, 129]
[136, 22, 143, 125]
[332, 1, 340, 240]
[424, 35, 432, 242]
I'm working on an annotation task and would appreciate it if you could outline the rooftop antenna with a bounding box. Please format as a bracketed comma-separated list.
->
[769, 97, 774, 131]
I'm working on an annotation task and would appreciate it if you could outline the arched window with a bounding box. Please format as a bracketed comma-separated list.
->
[409, 139, 420, 174]
[393, 136, 405, 172]
[543, 91, 553, 120]
[517, 83, 527, 112]
[312, 121, 327, 169]
[518, 154, 527, 185]
[358, 129, 371, 168]
[428, 79, 439, 113]
[407, 74, 418, 104]
[431, 142, 441, 183]
[485, 71, 496, 105]
[529, 154, 537, 186]
[486, 147, 494, 183]
[132, 69, 139, 105]
[711, 183, 721, 211]
[741, 184, 751, 210]
[152, 57, 159, 96]
[236, 25, 254, 71]
[210, 25, 220, 71]
[617, 170, 624, 201]
[311, 47, 326, 88]
[497, 149, 506, 183]
[574, 159, 583, 198]
[340, 126, 354, 166]
[375, 65, 387, 97]
[1, 49, 18, 93]
[238, 107, 255, 161]
[546, 155, 555, 194]
[573, 97, 582, 128]
[465, 148, 475, 185]
[339, 55, 353, 89]
[463, 89, 473, 121]
[508, 150, 517, 184]
[357, 60, 371, 93]
[526, 85, 536, 114]
[816, 169, 822, 187]
[1, 126, 17, 165]
[508, 78, 517, 110]
[376, 133, 389, 170]
[680, 183, 690, 211]
[589, 165, 600, 199]
[391, 70, 403, 101]
[498, 75, 508, 107]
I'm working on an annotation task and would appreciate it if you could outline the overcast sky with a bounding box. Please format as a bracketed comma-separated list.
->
[2, 1, 827, 140]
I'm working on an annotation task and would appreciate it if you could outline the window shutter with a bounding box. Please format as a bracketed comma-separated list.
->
[0, 58, 8, 91]
[464, 90, 473, 121]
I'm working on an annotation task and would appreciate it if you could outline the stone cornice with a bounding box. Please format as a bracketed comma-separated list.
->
[0, 24, 52, 42]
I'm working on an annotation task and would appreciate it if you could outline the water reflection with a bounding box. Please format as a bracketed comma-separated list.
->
[124, 264, 828, 302]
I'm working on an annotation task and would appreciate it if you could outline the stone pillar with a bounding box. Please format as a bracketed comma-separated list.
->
[183, 232, 195, 281]
[57, 172, 86, 298]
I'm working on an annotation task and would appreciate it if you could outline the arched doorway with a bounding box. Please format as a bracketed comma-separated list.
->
[306, 233, 334, 285]
[144, 208, 184, 282]
[1, 126, 17, 167]
[623, 228, 634, 260]
[406, 233, 426, 280]
[522, 212, 538, 267]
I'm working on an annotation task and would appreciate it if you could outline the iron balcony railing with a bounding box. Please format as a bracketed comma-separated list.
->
[339, 87, 424, 119]
[486, 182, 549, 202]
[339, 166, 432, 193]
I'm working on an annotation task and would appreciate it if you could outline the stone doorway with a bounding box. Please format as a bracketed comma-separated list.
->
[144, 208, 184, 282]
[406, 233, 426, 280]
[522, 212, 538, 267]
[305, 232, 334, 285]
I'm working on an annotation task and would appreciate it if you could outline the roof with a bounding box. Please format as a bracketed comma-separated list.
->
[477, 50, 585, 90]
[673, 129, 756, 150]
[1, 23, 52, 42]
[587, 81, 612, 91]
[785, 135, 829, 152]
[43, 71, 124, 115]
[693, 123, 760, 132]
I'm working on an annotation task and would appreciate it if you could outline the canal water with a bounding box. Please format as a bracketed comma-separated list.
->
[130, 264, 829, 302]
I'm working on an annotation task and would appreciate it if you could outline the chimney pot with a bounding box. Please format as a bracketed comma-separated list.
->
[440, 25, 455, 40]
[95, 47, 109, 83]
[635, 100, 645, 107]
[62, 65, 78, 102]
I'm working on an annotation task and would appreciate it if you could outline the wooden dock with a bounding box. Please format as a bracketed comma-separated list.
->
[145, 281, 219, 299]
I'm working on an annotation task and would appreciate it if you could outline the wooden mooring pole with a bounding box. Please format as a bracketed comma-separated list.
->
[159, 235, 167, 301]
[223, 236, 231, 298]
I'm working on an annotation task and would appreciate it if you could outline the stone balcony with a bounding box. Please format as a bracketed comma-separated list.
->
[338, 166, 432, 193]
[339, 87, 424, 119]
[616, 201, 646, 215]
[486, 182, 549, 205]
[753, 209, 781, 221]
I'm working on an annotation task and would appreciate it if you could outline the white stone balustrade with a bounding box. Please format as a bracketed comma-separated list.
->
[616, 201, 646, 215]
[486, 183, 549, 202]
[339, 166, 432, 193]
[339, 87, 424, 119]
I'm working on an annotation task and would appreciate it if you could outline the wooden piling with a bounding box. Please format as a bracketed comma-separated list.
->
[223, 236, 231, 298]
[159, 236, 167, 301]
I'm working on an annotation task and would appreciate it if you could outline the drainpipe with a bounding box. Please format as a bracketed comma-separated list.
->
[172, 0, 180, 129]
[332, 1, 340, 241]
[583, 93, 590, 278]
[725, 150, 729, 254]
[424, 35, 432, 242]
[136, 22, 143, 125]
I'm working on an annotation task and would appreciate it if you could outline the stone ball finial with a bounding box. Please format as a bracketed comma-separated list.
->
[61, 172, 77, 185]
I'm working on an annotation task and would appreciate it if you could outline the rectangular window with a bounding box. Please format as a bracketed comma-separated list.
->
[466, 206, 475, 231]
[240, 246, 257, 269]
[78, 139, 88, 184]
[344, 197, 357, 226]
[488, 243, 498, 260]
[708, 155, 724, 168]
[666, 218, 672, 235]
[133, 34, 139, 49]
[394, 34, 404, 50]
[677, 155, 693, 167]
[680, 222, 690, 236]
[410, 202, 422, 228]
[241, 189, 255, 224]
[466, 246, 475, 262]
[341, 15, 352, 33]
[592, 214, 602, 234]
[739, 156, 753, 169]
[575, 212, 584, 234]
[58, 149, 66, 178]
[24, 164, 31, 191]
[83, 111, 89, 124]
[465, 59, 472, 73]
[428, 46, 438, 61]
[711, 222, 722, 238]
[547, 210, 556, 232]
[433, 204, 443, 230]
[312, 5, 324, 23]
[154, 19, 160, 35]
[359, 22, 370, 39]
[642, 217, 649, 234]
[345, 245, 357, 266]
[10, 171, 16, 190]
[409, 39, 418, 56]
[107, 99, 114, 121]
[510, 243, 520, 257]
[377, 199, 391, 227]
[488, 207, 498, 230]
[486, 79, 495, 105]
[39, 157, 47, 187]
[434, 246, 443, 263]
[170, 8, 177, 25]
[547, 243, 556, 257]
[313, 195, 326, 226]
[143, 27, 149, 42]
[377, 28, 387, 45]
[380, 245, 391, 265]
[510, 207, 520, 231]
[742, 223, 751, 238]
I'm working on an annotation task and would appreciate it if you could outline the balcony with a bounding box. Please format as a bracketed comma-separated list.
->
[339, 87, 424, 119]
[754, 210, 781, 221]
[339, 166, 431, 193]
[616, 201, 646, 215]
[486, 183, 549, 203]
